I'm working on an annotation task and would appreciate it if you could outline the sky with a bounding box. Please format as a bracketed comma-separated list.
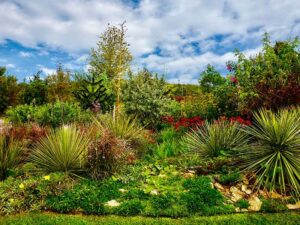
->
[0, 0, 300, 83]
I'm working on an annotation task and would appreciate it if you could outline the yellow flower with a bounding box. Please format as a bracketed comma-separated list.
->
[44, 175, 50, 181]
[19, 183, 25, 189]
[9, 198, 14, 203]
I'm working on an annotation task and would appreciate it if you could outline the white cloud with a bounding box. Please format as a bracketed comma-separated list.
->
[6, 63, 15, 68]
[0, 0, 300, 82]
[38, 66, 56, 75]
[19, 51, 33, 57]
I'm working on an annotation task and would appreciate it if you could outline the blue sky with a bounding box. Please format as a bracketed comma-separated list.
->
[0, 0, 300, 83]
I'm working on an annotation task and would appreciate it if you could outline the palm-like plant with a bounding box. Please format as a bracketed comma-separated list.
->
[241, 108, 300, 196]
[0, 134, 24, 180]
[30, 125, 90, 173]
[183, 120, 248, 158]
[94, 113, 146, 144]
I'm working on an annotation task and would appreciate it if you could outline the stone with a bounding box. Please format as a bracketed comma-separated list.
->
[105, 200, 120, 207]
[118, 188, 127, 193]
[286, 201, 300, 210]
[214, 182, 225, 191]
[150, 189, 159, 195]
[241, 208, 248, 212]
[245, 189, 252, 195]
[270, 191, 282, 199]
[183, 173, 194, 179]
[248, 197, 262, 211]
[235, 207, 241, 212]
[241, 185, 247, 192]
[230, 187, 245, 201]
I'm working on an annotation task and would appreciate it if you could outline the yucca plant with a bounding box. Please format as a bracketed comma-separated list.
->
[94, 113, 147, 146]
[241, 108, 300, 196]
[0, 134, 24, 180]
[183, 120, 248, 158]
[30, 125, 90, 173]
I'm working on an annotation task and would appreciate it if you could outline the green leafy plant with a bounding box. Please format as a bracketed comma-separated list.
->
[260, 198, 288, 212]
[0, 134, 24, 180]
[183, 120, 248, 158]
[234, 199, 250, 209]
[30, 125, 90, 173]
[241, 108, 300, 196]
[116, 199, 144, 216]
[219, 172, 242, 185]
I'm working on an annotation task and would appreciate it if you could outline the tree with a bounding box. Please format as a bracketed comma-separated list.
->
[0, 67, 20, 113]
[46, 64, 73, 102]
[122, 69, 173, 128]
[228, 33, 300, 113]
[199, 64, 226, 93]
[89, 22, 132, 112]
[21, 72, 48, 105]
[73, 72, 115, 113]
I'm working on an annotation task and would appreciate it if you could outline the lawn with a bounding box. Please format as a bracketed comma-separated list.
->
[1, 213, 300, 225]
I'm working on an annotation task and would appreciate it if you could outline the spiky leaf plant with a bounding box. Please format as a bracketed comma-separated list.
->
[30, 125, 90, 173]
[94, 113, 146, 145]
[183, 120, 248, 158]
[0, 134, 24, 180]
[241, 108, 300, 196]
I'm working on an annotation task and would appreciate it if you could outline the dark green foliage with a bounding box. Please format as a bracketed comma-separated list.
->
[6, 102, 92, 127]
[73, 72, 115, 112]
[235, 199, 250, 209]
[123, 69, 174, 128]
[46, 179, 123, 214]
[0, 68, 20, 113]
[181, 177, 224, 213]
[21, 73, 48, 105]
[260, 199, 288, 213]
[219, 172, 242, 185]
[229, 34, 300, 113]
[116, 199, 144, 216]
[199, 64, 226, 93]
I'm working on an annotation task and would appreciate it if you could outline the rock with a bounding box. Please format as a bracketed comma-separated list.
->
[248, 197, 262, 211]
[245, 189, 252, 195]
[230, 186, 245, 201]
[150, 189, 159, 195]
[258, 190, 268, 198]
[214, 182, 225, 191]
[241, 208, 248, 212]
[286, 201, 300, 210]
[118, 188, 127, 193]
[105, 200, 120, 207]
[188, 170, 195, 174]
[241, 185, 247, 192]
[235, 207, 241, 212]
[270, 191, 282, 199]
[183, 173, 194, 179]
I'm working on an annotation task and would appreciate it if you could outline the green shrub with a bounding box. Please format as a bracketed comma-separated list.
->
[260, 198, 288, 213]
[94, 113, 147, 153]
[6, 102, 92, 127]
[0, 133, 24, 181]
[46, 179, 122, 214]
[0, 173, 73, 215]
[30, 125, 90, 173]
[219, 172, 242, 185]
[116, 199, 144, 216]
[241, 108, 300, 196]
[181, 177, 224, 214]
[87, 130, 132, 179]
[234, 199, 250, 209]
[183, 120, 248, 158]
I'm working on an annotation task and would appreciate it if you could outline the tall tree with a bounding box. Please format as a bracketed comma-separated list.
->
[46, 64, 73, 102]
[0, 67, 20, 113]
[198, 64, 226, 93]
[89, 22, 132, 112]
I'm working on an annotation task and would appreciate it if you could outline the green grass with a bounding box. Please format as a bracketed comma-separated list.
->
[1, 212, 300, 225]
